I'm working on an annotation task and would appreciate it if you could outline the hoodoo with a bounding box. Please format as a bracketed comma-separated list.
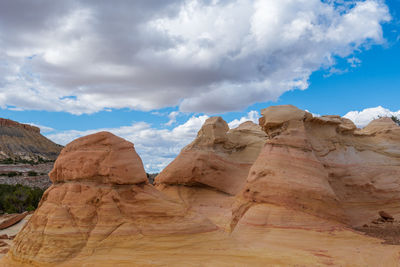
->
[156, 117, 266, 195]
[3, 132, 217, 266]
[155, 118, 266, 228]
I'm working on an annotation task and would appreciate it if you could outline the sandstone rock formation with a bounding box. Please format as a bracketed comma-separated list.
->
[0, 118, 62, 161]
[49, 132, 148, 184]
[3, 108, 400, 266]
[3, 132, 217, 266]
[236, 105, 400, 228]
[155, 118, 266, 229]
[156, 118, 266, 195]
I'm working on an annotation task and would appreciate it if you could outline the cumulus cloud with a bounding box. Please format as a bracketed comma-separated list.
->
[0, 0, 391, 114]
[165, 111, 180, 126]
[46, 115, 209, 172]
[45, 111, 265, 172]
[228, 110, 259, 128]
[344, 106, 400, 128]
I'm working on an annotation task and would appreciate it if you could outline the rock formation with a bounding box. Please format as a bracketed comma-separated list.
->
[236, 105, 400, 228]
[0, 213, 28, 231]
[3, 107, 400, 266]
[155, 118, 266, 228]
[3, 132, 217, 266]
[0, 118, 62, 161]
[156, 118, 266, 195]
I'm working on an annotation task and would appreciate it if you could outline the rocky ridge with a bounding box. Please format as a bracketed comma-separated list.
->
[0, 118, 62, 161]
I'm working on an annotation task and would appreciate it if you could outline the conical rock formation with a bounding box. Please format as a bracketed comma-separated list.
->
[156, 117, 266, 195]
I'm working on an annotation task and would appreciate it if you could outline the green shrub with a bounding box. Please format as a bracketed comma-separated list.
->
[0, 184, 44, 213]
[0, 158, 14, 164]
[0, 157, 55, 165]
[7, 172, 18, 177]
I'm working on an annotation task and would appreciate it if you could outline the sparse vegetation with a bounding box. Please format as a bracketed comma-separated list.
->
[28, 171, 38, 177]
[0, 184, 44, 213]
[7, 171, 18, 177]
[0, 156, 54, 165]
[391, 116, 400, 126]
[0, 158, 14, 164]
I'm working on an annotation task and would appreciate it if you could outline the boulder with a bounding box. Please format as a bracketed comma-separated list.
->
[379, 211, 394, 221]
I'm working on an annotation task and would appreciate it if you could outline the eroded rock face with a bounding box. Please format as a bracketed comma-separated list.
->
[49, 131, 148, 184]
[155, 118, 266, 195]
[240, 105, 400, 227]
[4, 109, 400, 266]
[4, 132, 217, 266]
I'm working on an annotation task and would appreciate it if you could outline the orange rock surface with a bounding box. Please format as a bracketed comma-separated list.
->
[2, 108, 400, 266]
[2, 132, 217, 266]
[239, 105, 400, 230]
[0, 213, 28, 231]
[155, 118, 266, 195]
[155, 118, 266, 230]
[49, 131, 148, 184]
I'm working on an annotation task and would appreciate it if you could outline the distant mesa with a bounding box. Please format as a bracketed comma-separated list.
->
[0, 118, 62, 162]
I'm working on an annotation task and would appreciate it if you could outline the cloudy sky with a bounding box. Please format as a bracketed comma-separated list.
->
[0, 0, 399, 172]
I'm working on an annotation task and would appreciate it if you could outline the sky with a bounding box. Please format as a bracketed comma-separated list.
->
[0, 0, 399, 172]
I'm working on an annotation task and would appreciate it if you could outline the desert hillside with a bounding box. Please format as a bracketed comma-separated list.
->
[0, 118, 62, 162]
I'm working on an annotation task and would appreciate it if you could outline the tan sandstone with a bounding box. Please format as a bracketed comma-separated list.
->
[155, 118, 266, 195]
[2, 132, 217, 266]
[3, 108, 400, 266]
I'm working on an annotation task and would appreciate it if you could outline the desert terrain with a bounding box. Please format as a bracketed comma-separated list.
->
[0, 105, 399, 266]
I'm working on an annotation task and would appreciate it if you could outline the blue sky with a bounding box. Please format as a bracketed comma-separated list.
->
[0, 0, 399, 172]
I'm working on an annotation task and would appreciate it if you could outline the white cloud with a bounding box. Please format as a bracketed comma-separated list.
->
[228, 110, 259, 129]
[347, 57, 362, 68]
[46, 115, 209, 173]
[343, 106, 400, 128]
[45, 111, 266, 172]
[0, 0, 391, 114]
[165, 111, 180, 126]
